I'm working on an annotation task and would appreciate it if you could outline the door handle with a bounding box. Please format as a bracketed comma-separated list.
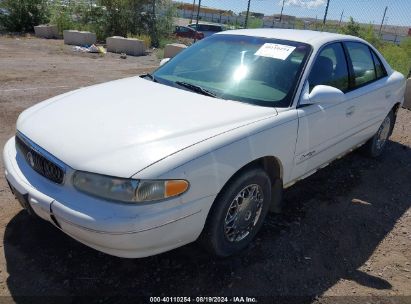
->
[346, 106, 355, 117]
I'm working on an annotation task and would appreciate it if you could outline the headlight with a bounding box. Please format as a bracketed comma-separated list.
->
[72, 171, 189, 203]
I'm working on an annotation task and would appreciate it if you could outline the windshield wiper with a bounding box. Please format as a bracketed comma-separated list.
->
[175, 81, 218, 98]
[140, 73, 157, 82]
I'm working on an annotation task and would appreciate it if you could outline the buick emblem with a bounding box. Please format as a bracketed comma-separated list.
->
[27, 151, 35, 167]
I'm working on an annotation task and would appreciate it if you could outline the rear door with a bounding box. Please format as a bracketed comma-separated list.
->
[342, 41, 389, 141]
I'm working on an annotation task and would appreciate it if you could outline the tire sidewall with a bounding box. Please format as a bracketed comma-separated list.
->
[370, 111, 395, 157]
[207, 168, 271, 257]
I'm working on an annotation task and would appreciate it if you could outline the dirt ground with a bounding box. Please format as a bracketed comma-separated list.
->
[0, 36, 410, 303]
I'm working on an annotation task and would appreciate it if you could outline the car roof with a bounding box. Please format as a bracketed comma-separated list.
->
[217, 28, 364, 47]
[190, 22, 225, 27]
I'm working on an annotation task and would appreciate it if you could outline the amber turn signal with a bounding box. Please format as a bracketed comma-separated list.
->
[165, 180, 189, 198]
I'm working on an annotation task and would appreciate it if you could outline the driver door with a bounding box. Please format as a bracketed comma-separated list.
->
[291, 42, 357, 180]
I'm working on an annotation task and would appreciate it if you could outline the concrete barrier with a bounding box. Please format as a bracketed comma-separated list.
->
[164, 43, 187, 58]
[404, 78, 411, 110]
[106, 36, 145, 56]
[34, 25, 58, 39]
[63, 30, 97, 46]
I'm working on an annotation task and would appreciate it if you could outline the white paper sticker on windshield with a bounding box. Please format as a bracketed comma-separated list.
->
[254, 43, 296, 60]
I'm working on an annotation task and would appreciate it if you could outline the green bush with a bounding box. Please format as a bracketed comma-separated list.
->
[49, 4, 74, 34]
[400, 37, 411, 60]
[128, 33, 152, 49]
[0, 0, 50, 32]
[340, 17, 360, 37]
[359, 24, 383, 49]
[46, 0, 175, 46]
[49, 2, 107, 41]
[379, 43, 410, 77]
[154, 1, 177, 47]
[247, 17, 263, 29]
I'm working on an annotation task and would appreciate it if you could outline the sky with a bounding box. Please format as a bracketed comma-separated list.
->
[177, 0, 411, 27]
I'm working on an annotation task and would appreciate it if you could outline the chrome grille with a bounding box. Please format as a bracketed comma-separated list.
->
[15, 134, 65, 184]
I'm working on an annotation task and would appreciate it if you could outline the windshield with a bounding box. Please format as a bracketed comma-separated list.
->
[153, 34, 312, 107]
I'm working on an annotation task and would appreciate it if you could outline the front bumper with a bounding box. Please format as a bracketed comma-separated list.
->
[3, 137, 213, 258]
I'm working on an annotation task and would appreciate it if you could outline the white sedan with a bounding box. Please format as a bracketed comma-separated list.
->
[3, 29, 406, 258]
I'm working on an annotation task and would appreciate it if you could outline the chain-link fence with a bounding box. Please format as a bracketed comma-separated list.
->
[173, 0, 410, 45]
[1, 0, 409, 50]
[2, 0, 408, 44]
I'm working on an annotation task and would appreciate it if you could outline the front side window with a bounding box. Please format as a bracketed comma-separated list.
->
[345, 42, 377, 87]
[153, 34, 312, 107]
[308, 42, 349, 92]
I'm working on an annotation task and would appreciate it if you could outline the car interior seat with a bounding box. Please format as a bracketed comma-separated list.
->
[308, 56, 334, 91]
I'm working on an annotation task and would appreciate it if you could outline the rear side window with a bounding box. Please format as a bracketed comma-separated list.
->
[345, 42, 377, 87]
[209, 25, 223, 32]
[198, 25, 209, 31]
[195, 24, 223, 32]
[308, 42, 349, 92]
[371, 50, 387, 79]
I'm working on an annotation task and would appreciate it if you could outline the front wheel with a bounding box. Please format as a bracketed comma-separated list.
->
[200, 168, 271, 257]
[363, 110, 395, 158]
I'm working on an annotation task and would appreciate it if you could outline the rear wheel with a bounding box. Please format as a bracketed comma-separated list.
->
[200, 168, 271, 257]
[363, 110, 395, 158]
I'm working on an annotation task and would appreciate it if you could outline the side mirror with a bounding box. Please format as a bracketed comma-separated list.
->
[300, 84, 345, 105]
[160, 58, 170, 67]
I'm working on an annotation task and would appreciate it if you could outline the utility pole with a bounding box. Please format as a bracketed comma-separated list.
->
[244, 0, 251, 29]
[151, 0, 159, 47]
[323, 0, 330, 25]
[279, 0, 285, 23]
[190, 0, 196, 24]
[338, 9, 344, 26]
[273, 0, 285, 28]
[195, 0, 202, 28]
[379, 6, 388, 37]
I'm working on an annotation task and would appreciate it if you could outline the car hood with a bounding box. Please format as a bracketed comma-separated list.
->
[17, 76, 276, 177]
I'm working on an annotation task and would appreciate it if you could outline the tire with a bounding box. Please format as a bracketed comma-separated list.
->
[200, 167, 271, 257]
[362, 110, 395, 158]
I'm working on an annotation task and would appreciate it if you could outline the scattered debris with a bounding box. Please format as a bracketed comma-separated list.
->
[73, 44, 106, 54]
[351, 198, 372, 205]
